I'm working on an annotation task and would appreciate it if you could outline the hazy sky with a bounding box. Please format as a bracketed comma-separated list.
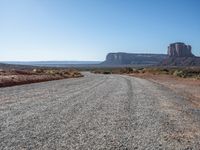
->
[1, 0, 200, 61]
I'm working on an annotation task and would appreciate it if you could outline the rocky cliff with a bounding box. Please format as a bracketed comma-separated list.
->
[161, 42, 200, 66]
[102, 42, 200, 66]
[102, 53, 167, 65]
[167, 42, 194, 57]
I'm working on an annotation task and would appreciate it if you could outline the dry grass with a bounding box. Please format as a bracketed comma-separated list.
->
[92, 67, 200, 79]
[0, 68, 83, 87]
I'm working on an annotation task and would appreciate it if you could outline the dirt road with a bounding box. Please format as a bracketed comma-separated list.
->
[1, 73, 200, 149]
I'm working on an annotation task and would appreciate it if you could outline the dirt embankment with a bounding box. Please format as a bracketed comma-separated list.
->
[130, 73, 200, 106]
[0, 69, 83, 87]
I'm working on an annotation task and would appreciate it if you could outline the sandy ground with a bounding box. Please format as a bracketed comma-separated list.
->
[130, 73, 200, 107]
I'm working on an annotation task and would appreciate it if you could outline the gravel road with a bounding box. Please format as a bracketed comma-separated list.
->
[1, 72, 200, 150]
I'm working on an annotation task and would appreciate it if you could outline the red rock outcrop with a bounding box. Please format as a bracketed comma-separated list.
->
[161, 42, 200, 66]
[167, 42, 194, 57]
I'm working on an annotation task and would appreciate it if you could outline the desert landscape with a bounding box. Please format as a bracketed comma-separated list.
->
[1, 70, 200, 149]
[1, 0, 200, 149]
[1, 45, 200, 149]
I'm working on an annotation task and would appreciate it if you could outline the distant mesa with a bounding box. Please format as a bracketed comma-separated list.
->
[102, 52, 166, 65]
[167, 42, 194, 57]
[102, 42, 200, 66]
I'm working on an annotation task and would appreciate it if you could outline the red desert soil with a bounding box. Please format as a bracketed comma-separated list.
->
[130, 73, 200, 107]
[0, 69, 83, 87]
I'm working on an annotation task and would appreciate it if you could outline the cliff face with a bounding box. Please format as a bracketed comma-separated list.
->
[102, 53, 167, 65]
[161, 42, 200, 66]
[167, 42, 194, 57]
[102, 42, 199, 66]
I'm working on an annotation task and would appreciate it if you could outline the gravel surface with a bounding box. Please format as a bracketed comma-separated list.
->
[1, 72, 200, 149]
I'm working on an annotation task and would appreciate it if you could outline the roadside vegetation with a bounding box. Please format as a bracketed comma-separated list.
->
[32, 68, 83, 78]
[91, 67, 200, 79]
[91, 67, 134, 74]
[0, 68, 83, 87]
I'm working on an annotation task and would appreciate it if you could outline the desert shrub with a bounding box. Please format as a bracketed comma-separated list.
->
[140, 68, 146, 74]
[132, 69, 140, 73]
[45, 70, 56, 75]
[161, 68, 169, 72]
[125, 67, 133, 73]
[142, 68, 170, 75]
[159, 68, 169, 74]
[32, 68, 37, 73]
[33, 68, 44, 74]
[92, 70, 101, 74]
[137, 68, 144, 71]
[173, 70, 186, 78]
[196, 74, 200, 80]
[103, 71, 111, 74]
[168, 69, 176, 75]
[64, 71, 71, 75]
[119, 67, 133, 74]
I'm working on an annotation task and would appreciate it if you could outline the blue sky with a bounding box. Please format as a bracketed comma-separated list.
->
[0, 0, 200, 61]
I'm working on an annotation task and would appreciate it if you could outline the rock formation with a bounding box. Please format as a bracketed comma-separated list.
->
[167, 42, 194, 57]
[102, 42, 199, 66]
[161, 42, 200, 66]
[102, 53, 167, 65]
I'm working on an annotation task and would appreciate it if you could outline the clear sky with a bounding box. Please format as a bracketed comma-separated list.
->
[1, 0, 200, 61]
